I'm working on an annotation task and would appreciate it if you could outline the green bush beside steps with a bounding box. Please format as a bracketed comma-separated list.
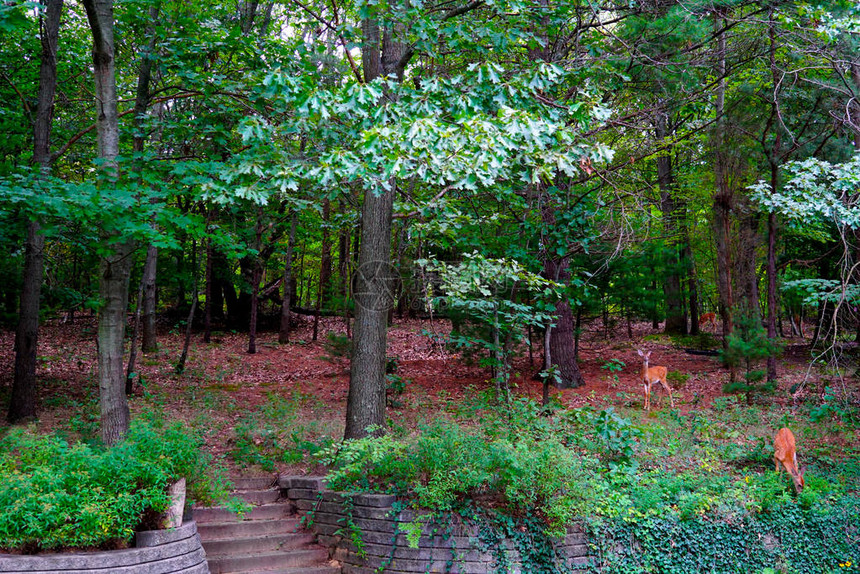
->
[0, 416, 230, 553]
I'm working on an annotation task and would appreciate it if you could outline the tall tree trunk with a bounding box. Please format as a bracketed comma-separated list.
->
[544, 259, 585, 388]
[656, 109, 687, 335]
[850, 62, 860, 343]
[765, 17, 780, 383]
[203, 238, 213, 342]
[248, 210, 263, 354]
[8, 0, 64, 424]
[83, 0, 133, 445]
[712, 11, 734, 353]
[684, 239, 700, 335]
[736, 201, 760, 319]
[345, 184, 396, 438]
[338, 205, 352, 332]
[125, 273, 145, 395]
[140, 245, 158, 351]
[345, 14, 409, 439]
[279, 211, 298, 344]
[313, 199, 332, 341]
[135, 6, 159, 353]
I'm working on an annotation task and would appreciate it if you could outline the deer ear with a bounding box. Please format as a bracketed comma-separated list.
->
[800, 466, 806, 478]
[637, 349, 643, 356]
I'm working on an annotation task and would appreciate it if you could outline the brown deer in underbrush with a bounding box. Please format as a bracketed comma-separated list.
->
[698, 312, 717, 331]
[636, 348, 674, 411]
[773, 427, 806, 493]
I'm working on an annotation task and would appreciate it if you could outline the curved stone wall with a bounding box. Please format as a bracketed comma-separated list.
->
[0, 521, 208, 574]
[280, 476, 591, 574]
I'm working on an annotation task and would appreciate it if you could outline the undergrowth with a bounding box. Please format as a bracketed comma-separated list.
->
[318, 395, 860, 572]
[0, 414, 232, 552]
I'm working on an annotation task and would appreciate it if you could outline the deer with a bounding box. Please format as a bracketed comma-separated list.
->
[636, 348, 674, 411]
[773, 427, 805, 493]
[698, 312, 717, 331]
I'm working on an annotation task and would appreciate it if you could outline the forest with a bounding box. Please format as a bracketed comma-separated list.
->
[1, 0, 860, 571]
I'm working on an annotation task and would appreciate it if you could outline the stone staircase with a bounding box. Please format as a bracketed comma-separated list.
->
[195, 477, 341, 574]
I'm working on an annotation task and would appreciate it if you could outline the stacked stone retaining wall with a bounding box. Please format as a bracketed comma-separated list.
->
[280, 476, 592, 574]
[0, 521, 208, 574]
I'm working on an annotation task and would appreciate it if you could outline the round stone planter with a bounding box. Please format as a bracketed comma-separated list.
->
[0, 520, 209, 574]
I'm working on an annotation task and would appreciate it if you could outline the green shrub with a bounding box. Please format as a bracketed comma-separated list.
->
[229, 393, 335, 471]
[320, 419, 588, 536]
[0, 416, 228, 552]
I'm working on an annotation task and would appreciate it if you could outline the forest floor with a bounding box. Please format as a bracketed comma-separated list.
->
[1, 312, 858, 476]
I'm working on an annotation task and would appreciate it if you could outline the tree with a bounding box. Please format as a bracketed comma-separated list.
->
[82, 0, 133, 445]
[8, 0, 64, 424]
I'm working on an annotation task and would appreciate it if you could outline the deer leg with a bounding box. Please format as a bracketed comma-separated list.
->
[644, 383, 650, 411]
[662, 380, 674, 408]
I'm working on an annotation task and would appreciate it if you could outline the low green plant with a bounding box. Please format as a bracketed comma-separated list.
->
[322, 332, 352, 363]
[319, 417, 586, 537]
[666, 369, 689, 388]
[601, 359, 625, 388]
[228, 393, 335, 470]
[0, 415, 229, 552]
[809, 386, 857, 425]
[721, 310, 782, 403]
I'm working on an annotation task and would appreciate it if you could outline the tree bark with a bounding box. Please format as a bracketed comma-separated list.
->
[712, 11, 734, 353]
[656, 109, 687, 335]
[279, 211, 298, 344]
[83, 0, 133, 445]
[345, 184, 396, 438]
[140, 245, 158, 351]
[125, 272, 145, 395]
[8, 0, 64, 424]
[135, 5, 159, 354]
[248, 210, 263, 354]
[203, 238, 213, 342]
[344, 11, 409, 439]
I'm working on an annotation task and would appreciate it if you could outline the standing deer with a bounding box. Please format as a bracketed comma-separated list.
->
[698, 312, 717, 331]
[773, 427, 805, 493]
[636, 349, 674, 411]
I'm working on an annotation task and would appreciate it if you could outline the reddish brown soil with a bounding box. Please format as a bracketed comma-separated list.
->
[0, 313, 850, 467]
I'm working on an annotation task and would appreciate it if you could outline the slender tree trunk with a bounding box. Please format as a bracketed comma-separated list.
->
[338, 211, 351, 333]
[140, 245, 158, 352]
[712, 12, 734, 359]
[279, 211, 298, 344]
[684, 239, 699, 335]
[176, 290, 198, 374]
[135, 6, 159, 353]
[656, 109, 686, 335]
[126, 273, 145, 395]
[83, 0, 133, 445]
[313, 200, 332, 341]
[764, 16, 780, 382]
[140, 245, 158, 351]
[203, 238, 213, 342]
[8, 0, 64, 424]
[248, 211, 263, 354]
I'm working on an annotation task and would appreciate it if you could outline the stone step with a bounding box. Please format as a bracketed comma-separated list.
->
[197, 518, 301, 540]
[235, 488, 281, 506]
[226, 567, 340, 574]
[230, 476, 278, 491]
[202, 533, 315, 556]
[194, 503, 290, 523]
[207, 548, 330, 573]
